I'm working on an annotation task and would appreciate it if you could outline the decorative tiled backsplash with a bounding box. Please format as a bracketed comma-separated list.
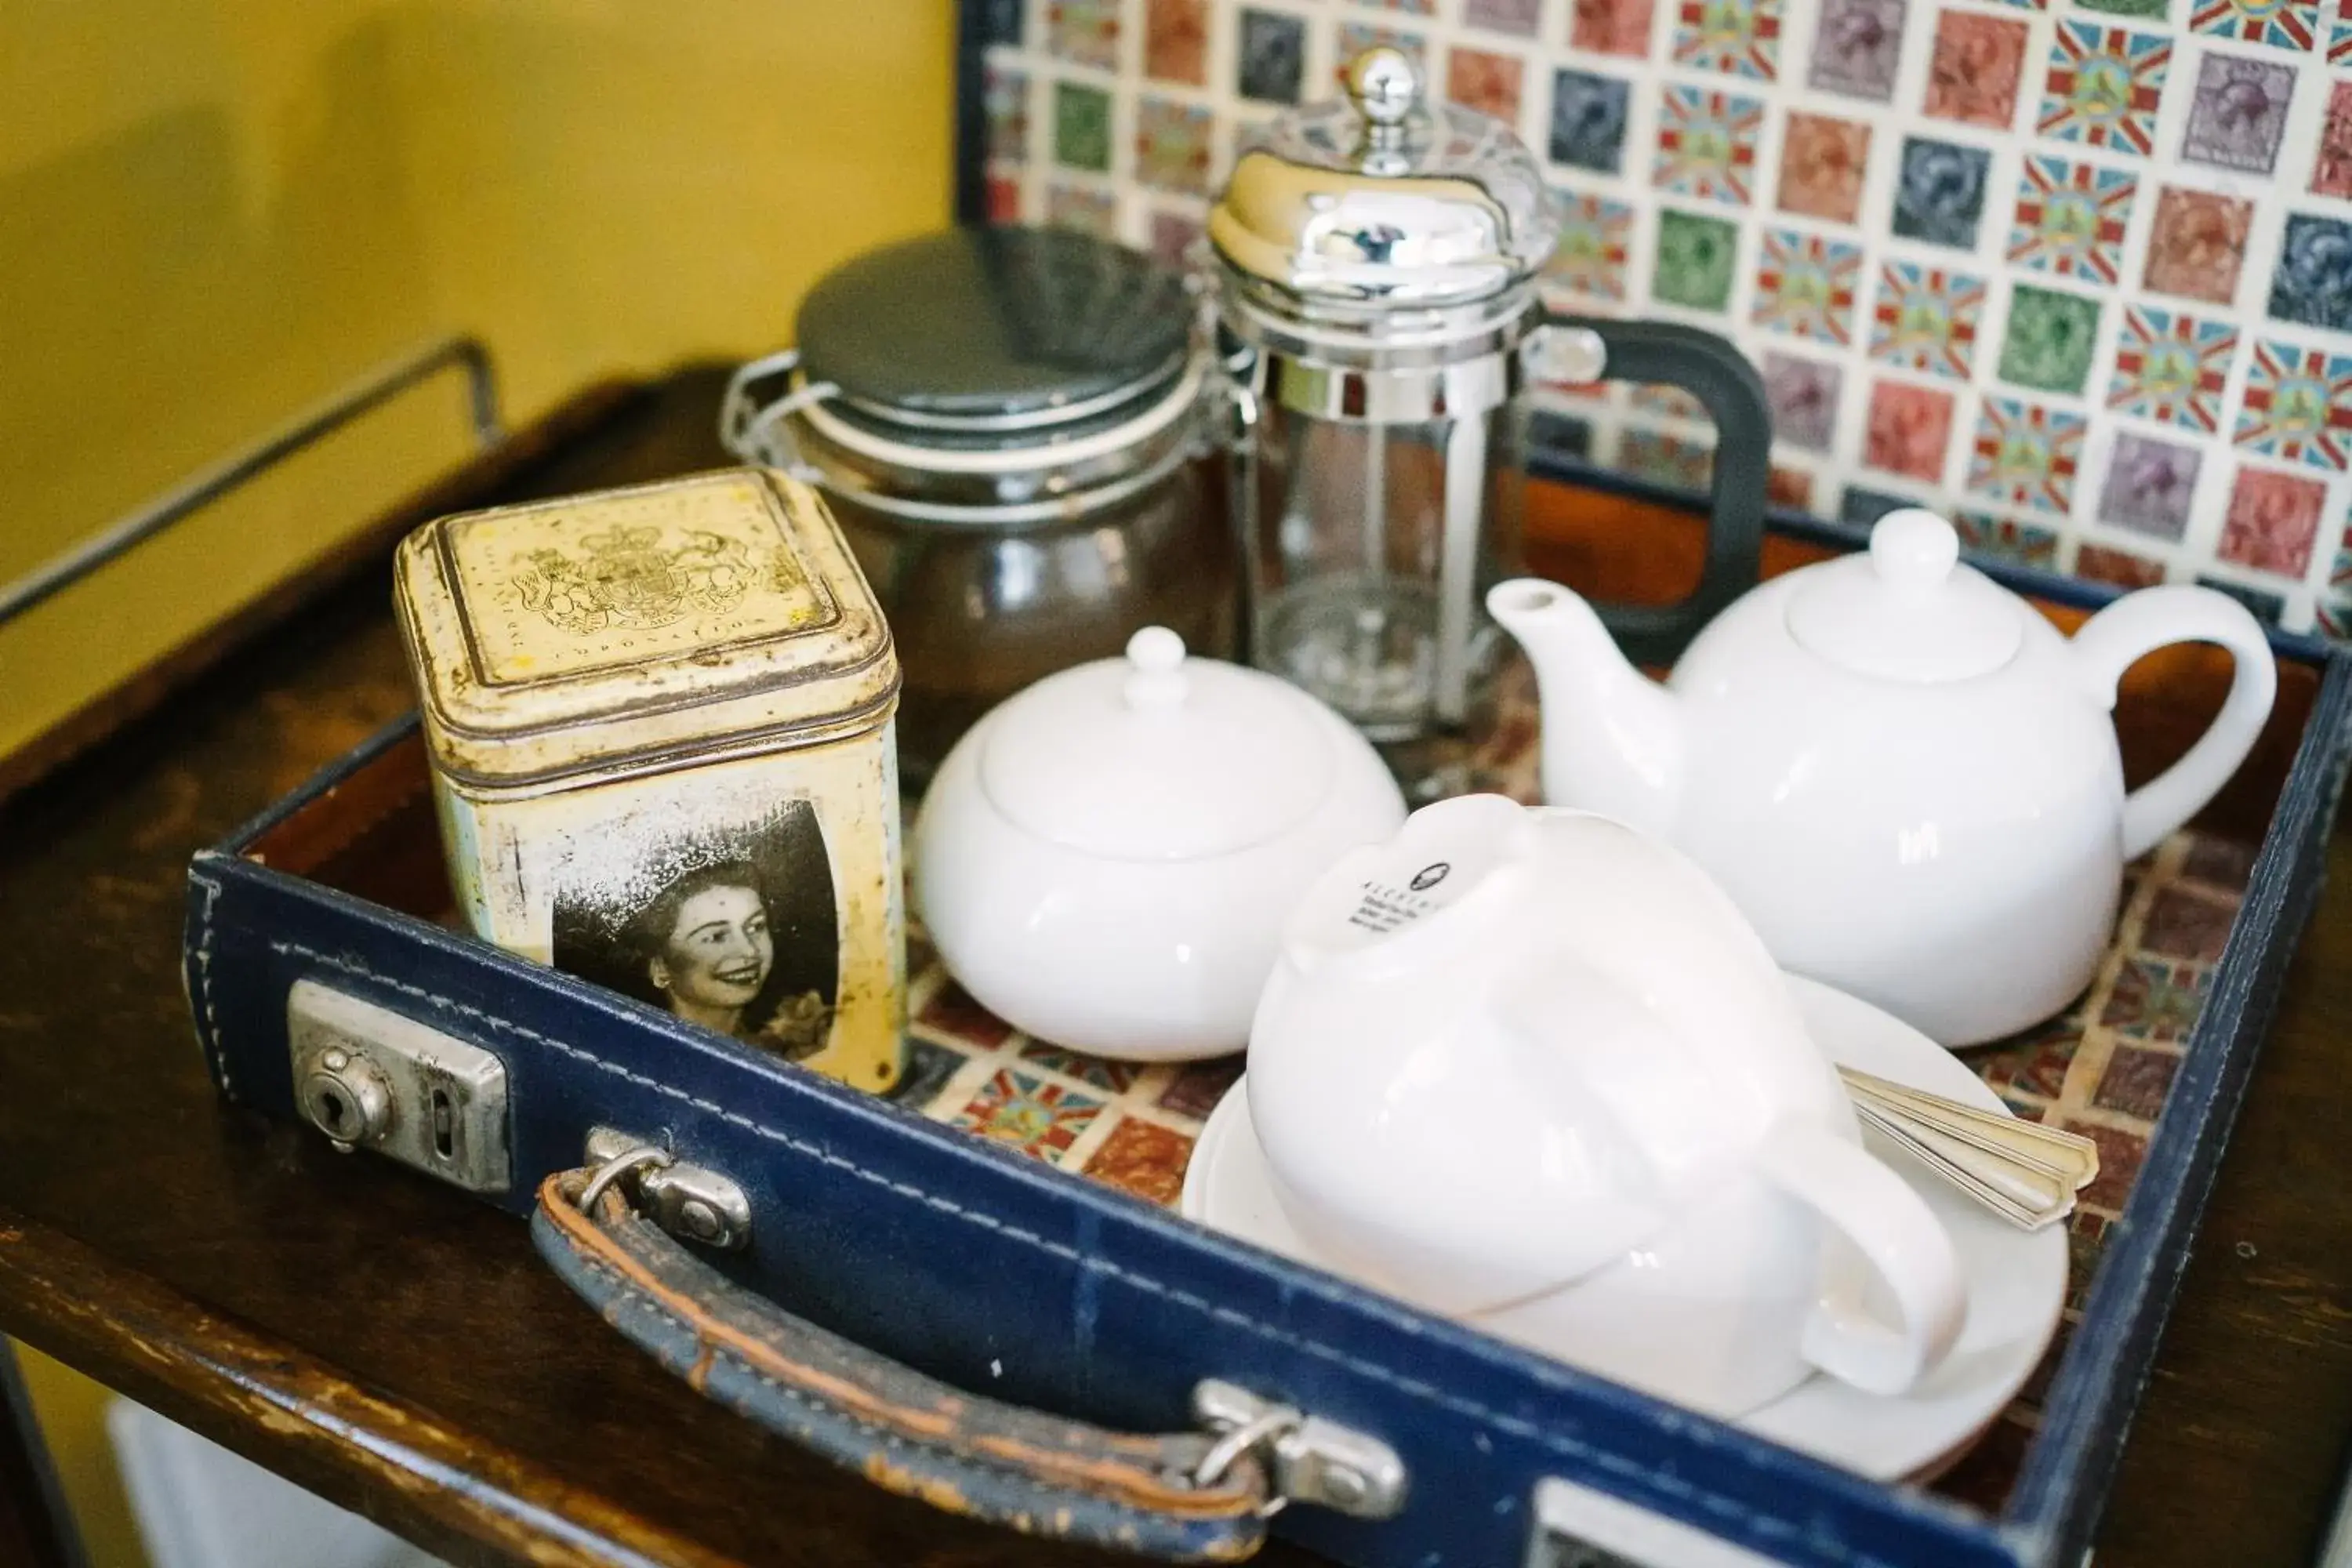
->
[971, 0, 2352, 633]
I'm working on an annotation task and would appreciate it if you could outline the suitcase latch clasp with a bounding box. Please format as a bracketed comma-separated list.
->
[1192, 1379, 1406, 1520]
[583, 1127, 753, 1251]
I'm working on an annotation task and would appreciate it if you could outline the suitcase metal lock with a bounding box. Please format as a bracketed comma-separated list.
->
[296, 1047, 393, 1147]
[286, 980, 511, 1194]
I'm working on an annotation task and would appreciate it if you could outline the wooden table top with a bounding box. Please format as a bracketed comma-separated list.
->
[1, 371, 2347, 1568]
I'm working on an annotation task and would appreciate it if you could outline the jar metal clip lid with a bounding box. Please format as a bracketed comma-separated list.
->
[721, 347, 1209, 528]
[721, 228, 1214, 528]
[720, 348, 838, 485]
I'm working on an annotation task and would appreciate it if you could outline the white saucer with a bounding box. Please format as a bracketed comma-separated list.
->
[1179, 975, 2067, 1482]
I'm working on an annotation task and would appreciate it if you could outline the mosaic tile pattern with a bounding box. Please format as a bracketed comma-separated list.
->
[893, 777, 2250, 1506]
[981, 0, 2352, 631]
[900, 939, 1230, 1199]
[1939, 827, 2253, 1502]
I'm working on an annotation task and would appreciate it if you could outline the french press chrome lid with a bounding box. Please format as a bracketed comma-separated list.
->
[1210, 48, 1557, 317]
[1207, 46, 1594, 411]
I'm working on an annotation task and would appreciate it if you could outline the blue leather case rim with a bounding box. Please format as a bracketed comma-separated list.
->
[187, 503, 2352, 1568]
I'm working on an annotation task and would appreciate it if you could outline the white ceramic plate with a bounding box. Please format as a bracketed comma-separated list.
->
[1178, 975, 2068, 1482]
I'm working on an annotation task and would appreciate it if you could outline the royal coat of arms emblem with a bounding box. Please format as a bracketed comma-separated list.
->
[512, 526, 766, 634]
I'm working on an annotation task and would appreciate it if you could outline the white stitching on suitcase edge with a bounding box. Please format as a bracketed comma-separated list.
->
[191, 869, 230, 1096]
[263, 939, 1875, 1565]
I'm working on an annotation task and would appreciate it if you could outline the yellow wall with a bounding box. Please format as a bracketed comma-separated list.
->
[2, 3, 950, 1555]
[389, 1, 956, 418]
[0, 0, 953, 770]
[13, 1341, 147, 1568]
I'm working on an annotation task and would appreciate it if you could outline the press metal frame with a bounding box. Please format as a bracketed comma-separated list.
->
[1214, 273, 1543, 731]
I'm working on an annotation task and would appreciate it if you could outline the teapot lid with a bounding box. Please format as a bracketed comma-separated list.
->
[978, 628, 1339, 862]
[1206, 47, 1555, 307]
[1786, 510, 2024, 683]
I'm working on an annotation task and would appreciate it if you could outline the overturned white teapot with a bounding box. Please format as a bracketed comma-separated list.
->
[1249, 795, 1966, 1417]
[1487, 509, 2278, 1045]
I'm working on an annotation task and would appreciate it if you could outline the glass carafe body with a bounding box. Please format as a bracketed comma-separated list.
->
[1243, 391, 1528, 801]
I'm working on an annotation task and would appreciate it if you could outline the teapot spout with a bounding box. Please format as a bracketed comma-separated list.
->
[1487, 579, 1685, 837]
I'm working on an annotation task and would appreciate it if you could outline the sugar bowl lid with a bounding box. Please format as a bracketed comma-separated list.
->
[978, 628, 1344, 862]
[796, 227, 1193, 441]
[1207, 46, 1556, 306]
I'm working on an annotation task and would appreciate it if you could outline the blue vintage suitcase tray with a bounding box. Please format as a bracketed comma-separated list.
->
[186, 511, 2352, 1567]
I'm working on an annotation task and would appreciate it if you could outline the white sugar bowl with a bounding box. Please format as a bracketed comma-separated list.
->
[913, 627, 1407, 1061]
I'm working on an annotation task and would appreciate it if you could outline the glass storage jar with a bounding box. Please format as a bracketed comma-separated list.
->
[723, 226, 1235, 787]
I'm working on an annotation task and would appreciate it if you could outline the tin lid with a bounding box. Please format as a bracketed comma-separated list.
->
[394, 469, 898, 789]
[1207, 47, 1555, 307]
[796, 227, 1194, 445]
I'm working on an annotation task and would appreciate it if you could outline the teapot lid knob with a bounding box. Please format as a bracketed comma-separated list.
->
[1123, 626, 1190, 708]
[1869, 509, 1961, 590]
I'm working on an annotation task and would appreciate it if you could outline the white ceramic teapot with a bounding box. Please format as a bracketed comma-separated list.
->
[1248, 795, 1966, 1417]
[914, 627, 1406, 1061]
[1486, 510, 2278, 1045]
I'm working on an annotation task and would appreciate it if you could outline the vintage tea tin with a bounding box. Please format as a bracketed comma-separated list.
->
[393, 467, 906, 1092]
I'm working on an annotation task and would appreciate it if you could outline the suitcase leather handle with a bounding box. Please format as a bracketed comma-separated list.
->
[532, 1166, 1272, 1561]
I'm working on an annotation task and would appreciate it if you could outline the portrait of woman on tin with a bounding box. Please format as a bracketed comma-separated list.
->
[553, 805, 840, 1062]
[621, 861, 832, 1056]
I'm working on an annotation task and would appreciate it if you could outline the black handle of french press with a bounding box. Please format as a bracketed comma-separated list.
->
[1536, 313, 1769, 668]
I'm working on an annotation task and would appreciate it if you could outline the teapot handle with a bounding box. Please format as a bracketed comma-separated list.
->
[1530, 313, 1770, 666]
[1754, 1119, 1968, 1397]
[2069, 586, 2279, 862]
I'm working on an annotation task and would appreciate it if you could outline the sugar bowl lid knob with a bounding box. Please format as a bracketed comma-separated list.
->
[1344, 46, 1421, 129]
[1123, 626, 1190, 709]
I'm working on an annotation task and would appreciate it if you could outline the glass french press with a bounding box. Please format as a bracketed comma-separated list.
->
[1205, 47, 1769, 799]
